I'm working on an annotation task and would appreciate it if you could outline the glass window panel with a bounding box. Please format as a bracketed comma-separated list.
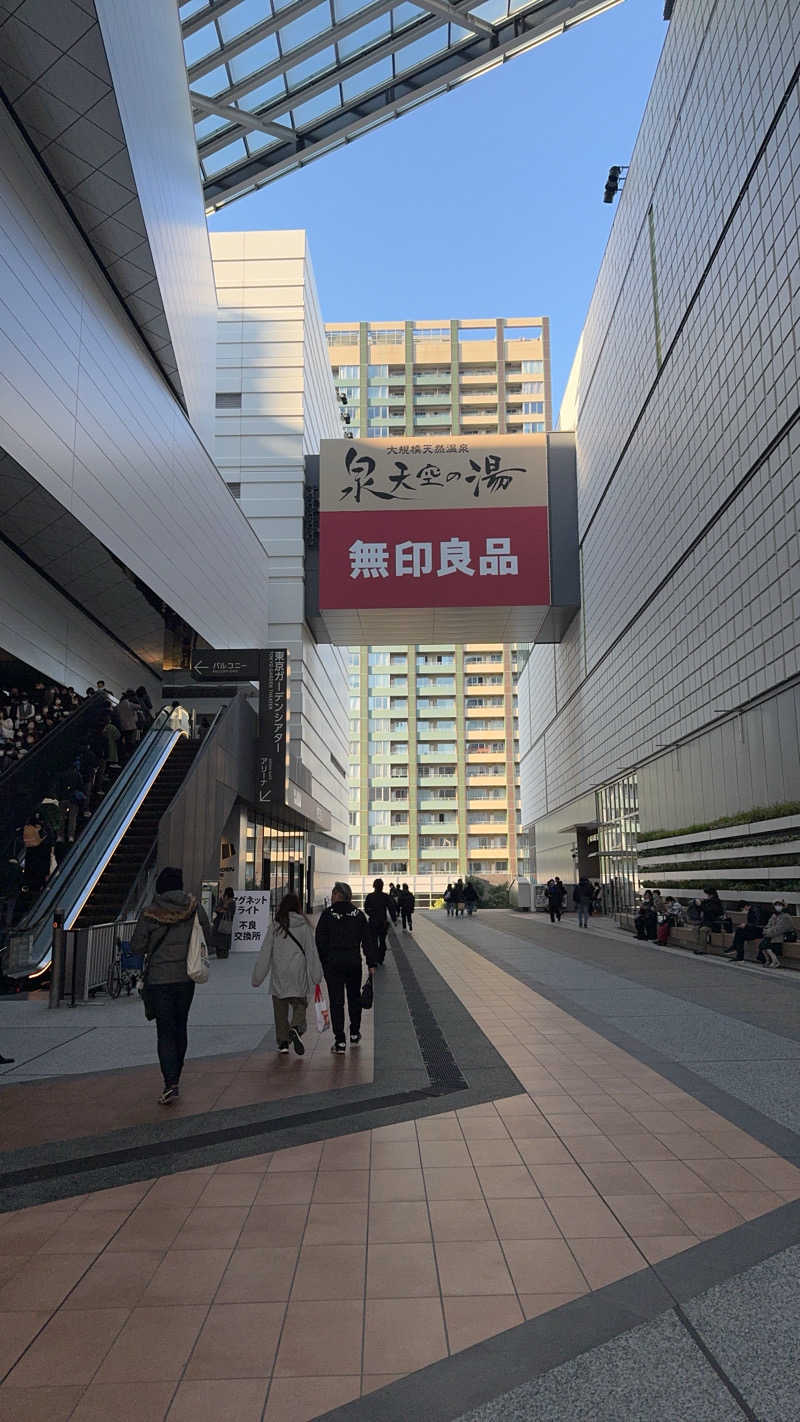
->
[183, 23, 220, 66]
[334, 0, 375, 17]
[229, 34, 280, 81]
[279, 2, 330, 52]
[195, 114, 228, 140]
[181, 0, 210, 19]
[191, 64, 230, 97]
[202, 138, 248, 175]
[218, 0, 269, 42]
[245, 130, 280, 153]
[338, 14, 392, 59]
[291, 87, 340, 126]
[341, 57, 392, 99]
[287, 45, 336, 86]
[240, 75, 287, 109]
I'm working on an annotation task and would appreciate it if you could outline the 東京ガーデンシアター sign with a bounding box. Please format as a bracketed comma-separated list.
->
[318, 436, 550, 638]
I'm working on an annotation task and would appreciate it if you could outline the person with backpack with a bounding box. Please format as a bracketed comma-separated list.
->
[315, 882, 377, 1053]
[131, 867, 212, 1104]
[443, 883, 454, 916]
[363, 877, 397, 965]
[252, 893, 322, 1054]
[398, 883, 415, 932]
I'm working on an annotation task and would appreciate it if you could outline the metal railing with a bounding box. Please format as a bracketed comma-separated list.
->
[49, 916, 139, 1006]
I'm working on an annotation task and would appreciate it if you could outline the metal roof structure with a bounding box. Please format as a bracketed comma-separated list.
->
[182, 0, 622, 211]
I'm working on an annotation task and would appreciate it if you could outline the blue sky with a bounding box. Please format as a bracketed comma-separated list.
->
[208, 1, 666, 409]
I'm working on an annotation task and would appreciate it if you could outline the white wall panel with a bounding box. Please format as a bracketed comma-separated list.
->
[0, 103, 272, 657]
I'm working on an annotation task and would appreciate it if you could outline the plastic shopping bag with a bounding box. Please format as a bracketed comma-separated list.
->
[314, 982, 330, 1033]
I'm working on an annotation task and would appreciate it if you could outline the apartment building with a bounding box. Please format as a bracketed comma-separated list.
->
[326, 318, 551, 893]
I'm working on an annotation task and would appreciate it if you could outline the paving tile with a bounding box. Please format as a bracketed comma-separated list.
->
[361, 1374, 406, 1395]
[516, 1138, 573, 1165]
[268, 1143, 324, 1173]
[185, 1302, 285, 1379]
[735, 1156, 800, 1195]
[369, 1169, 426, 1202]
[651, 1131, 725, 1159]
[564, 1135, 626, 1163]
[0, 1252, 95, 1311]
[634, 1235, 700, 1263]
[518, 1292, 584, 1319]
[77, 1182, 154, 1211]
[419, 1140, 473, 1167]
[428, 1198, 496, 1242]
[171, 1206, 248, 1251]
[466, 1138, 524, 1167]
[569, 1237, 648, 1289]
[274, 1299, 363, 1377]
[0, 1310, 52, 1377]
[581, 1161, 658, 1195]
[108, 1205, 192, 1253]
[635, 1160, 716, 1197]
[475, 1165, 540, 1199]
[487, 1198, 561, 1240]
[371, 1140, 422, 1170]
[70, 1380, 175, 1422]
[0, 1386, 83, 1422]
[166, 1378, 267, 1421]
[6, 1308, 128, 1386]
[547, 1197, 626, 1238]
[64, 1251, 164, 1310]
[526, 1163, 597, 1197]
[35, 1209, 129, 1256]
[435, 1240, 515, 1295]
[311, 1169, 370, 1204]
[443, 1294, 524, 1351]
[216, 1246, 299, 1303]
[368, 1201, 432, 1243]
[319, 1134, 371, 1170]
[459, 1115, 513, 1140]
[683, 1158, 774, 1193]
[423, 1166, 483, 1200]
[367, 1242, 439, 1297]
[362, 1297, 447, 1375]
[545, 1113, 603, 1137]
[263, 1375, 361, 1421]
[214, 1153, 274, 1174]
[371, 1121, 418, 1142]
[239, 1204, 309, 1250]
[719, 1190, 783, 1220]
[603, 1194, 690, 1237]
[0, 1214, 75, 1254]
[669, 1194, 745, 1239]
[698, 1129, 776, 1157]
[140, 1248, 231, 1305]
[608, 1133, 677, 1161]
[292, 1243, 365, 1300]
[144, 1174, 213, 1208]
[303, 1203, 368, 1245]
[94, 1305, 207, 1382]
[196, 1174, 261, 1209]
[255, 1173, 317, 1206]
[501, 1239, 589, 1295]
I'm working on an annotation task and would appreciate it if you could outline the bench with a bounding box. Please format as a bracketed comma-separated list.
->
[619, 910, 800, 968]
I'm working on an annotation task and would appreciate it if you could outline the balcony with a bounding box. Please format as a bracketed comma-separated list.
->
[418, 796, 457, 810]
[414, 411, 454, 426]
[417, 772, 458, 786]
[414, 372, 452, 385]
[414, 391, 453, 405]
[419, 846, 459, 860]
[417, 701, 456, 715]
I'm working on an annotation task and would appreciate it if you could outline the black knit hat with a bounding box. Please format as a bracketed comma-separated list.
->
[156, 866, 183, 893]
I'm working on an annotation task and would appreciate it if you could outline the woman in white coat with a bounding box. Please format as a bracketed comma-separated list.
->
[252, 892, 323, 1055]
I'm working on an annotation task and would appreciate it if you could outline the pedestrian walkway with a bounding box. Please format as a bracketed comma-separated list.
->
[0, 913, 798, 1420]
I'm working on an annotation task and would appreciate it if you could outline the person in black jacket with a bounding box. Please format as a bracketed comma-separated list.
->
[363, 877, 397, 965]
[398, 883, 415, 932]
[693, 887, 723, 955]
[315, 882, 376, 1052]
[724, 902, 762, 962]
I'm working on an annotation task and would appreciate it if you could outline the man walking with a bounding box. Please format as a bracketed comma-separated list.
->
[315, 882, 377, 1052]
[364, 877, 397, 965]
[573, 876, 593, 928]
[546, 877, 565, 923]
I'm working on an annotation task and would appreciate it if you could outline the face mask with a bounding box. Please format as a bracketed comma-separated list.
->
[774, 904, 783, 912]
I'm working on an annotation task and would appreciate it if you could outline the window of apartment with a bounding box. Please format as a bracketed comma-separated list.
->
[327, 330, 359, 346]
[522, 401, 544, 414]
[368, 696, 388, 711]
[368, 405, 389, 420]
[504, 325, 542, 340]
[368, 425, 389, 437]
[413, 327, 449, 341]
[215, 391, 242, 408]
[368, 651, 389, 665]
[523, 422, 545, 433]
[460, 365, 496, 376]
[336, 364, 360, 380]
[349, 697, 359, 711]
[389, 653, 407, 664]
[368, 328, 403, 344]
[417, 653, 454, 667]
[369, 809, 390, 825]
[521, 381, 544, 394]
[522, 360, 544, 374]
[368, 741, 389, 756]
[368, 364, 388, 377]
[469, 860, 508, 873]
[469, 741, 506, 754]
[390, 742, 408, 755]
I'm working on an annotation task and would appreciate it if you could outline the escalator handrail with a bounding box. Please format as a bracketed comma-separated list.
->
[10, 709, 178, 951]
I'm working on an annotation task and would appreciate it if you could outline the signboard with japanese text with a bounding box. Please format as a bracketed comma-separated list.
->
[257, 649, 289, 808]
[318, 436, 550, 621]
[231, 890, 271, 953]
[191, 649, 260, 681]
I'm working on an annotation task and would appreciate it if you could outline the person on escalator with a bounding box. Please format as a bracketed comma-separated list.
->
[131, 867, 212, 1105]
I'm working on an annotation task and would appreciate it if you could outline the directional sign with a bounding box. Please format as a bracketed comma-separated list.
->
[191, 649, 260, 682]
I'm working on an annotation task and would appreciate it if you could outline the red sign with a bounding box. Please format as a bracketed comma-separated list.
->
[320, 505, 549, 609]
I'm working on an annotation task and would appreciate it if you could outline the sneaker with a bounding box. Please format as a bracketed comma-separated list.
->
[350, 1032, 361, 1045]
[331, 1040, 347, 1054]
[158, 1086, 179, 1105]
[290, 1027, 305, 1056]
[278, 1043, 290, 1054]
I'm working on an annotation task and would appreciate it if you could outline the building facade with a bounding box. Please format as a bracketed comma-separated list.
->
[326, 318, 552, 895]
[517, 0, 800, 912]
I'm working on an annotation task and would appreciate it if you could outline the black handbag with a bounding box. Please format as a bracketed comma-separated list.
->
[360, 977, 373, 1010]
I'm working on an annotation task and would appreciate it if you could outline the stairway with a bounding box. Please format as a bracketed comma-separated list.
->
[76, 739, 199, 928]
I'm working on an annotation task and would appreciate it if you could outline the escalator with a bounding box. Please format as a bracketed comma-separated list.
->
[4, 711, 203, 981]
